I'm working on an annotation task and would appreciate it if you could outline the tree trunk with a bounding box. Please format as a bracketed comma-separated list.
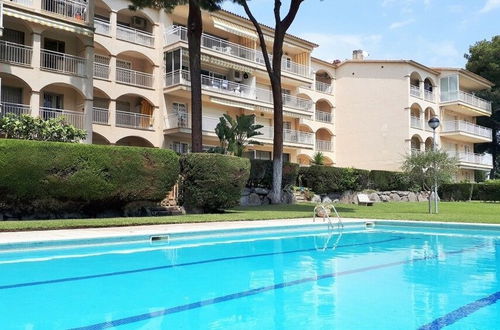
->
[270, 74, 283, 203]
[491, 128, 498, 178]
[187, 1, 203, 153]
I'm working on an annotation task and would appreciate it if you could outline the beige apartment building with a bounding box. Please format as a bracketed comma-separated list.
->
[0, 0, 493, 181]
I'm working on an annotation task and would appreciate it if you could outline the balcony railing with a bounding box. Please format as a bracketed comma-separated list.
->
[0, 102, 31, 117]
[41, 49, 86, 76]
[166, 113, 219, 132]
[42, 0, 88, 21]
[410, 116, 422, 129]
[117, 25, 154, 47]
[441, 90, 492, 113]
[0, 40, 32, 66]
[258, 126, 314, 145]
[94, 18, 111, 36]
[116, 67, 154, 88]
[315, 81, 333, 94]
[165, 26, 312, 78]
[315, 110, 332, 123]
[116, 110, 153, 130]
[164, 70, 313, 112]
[316, 139, 332, 151]
[8, 0, 33, 6]
[93, 62, 109, 79]
[39, 107, 85, 129]
[410, 85, 421, 98]
[447, 151, 493, 167]
[92, 107, 109, 124]
[442, 121, 492, 139]
[424, 90, 435, 103]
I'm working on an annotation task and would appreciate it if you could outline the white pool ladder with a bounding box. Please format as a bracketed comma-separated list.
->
[313, 203, 344, 251]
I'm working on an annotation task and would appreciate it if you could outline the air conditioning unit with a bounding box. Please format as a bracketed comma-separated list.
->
[233, 70, 243, 82]
[131, 16, 147, 30]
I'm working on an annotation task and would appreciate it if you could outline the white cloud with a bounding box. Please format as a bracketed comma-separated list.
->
[389, 18, 416, 29]
[479, 0, 500, 13]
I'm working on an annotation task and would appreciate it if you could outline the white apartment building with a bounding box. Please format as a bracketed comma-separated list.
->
[0, 1, 493, 181]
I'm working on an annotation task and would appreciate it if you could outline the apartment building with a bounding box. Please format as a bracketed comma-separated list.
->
[0, 0, 493, 181]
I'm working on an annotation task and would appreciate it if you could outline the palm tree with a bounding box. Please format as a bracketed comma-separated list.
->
[215, 114, 263, 156]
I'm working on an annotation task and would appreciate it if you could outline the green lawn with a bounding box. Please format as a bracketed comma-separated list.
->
[1, 202, 499, 232]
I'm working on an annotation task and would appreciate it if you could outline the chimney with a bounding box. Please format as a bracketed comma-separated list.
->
[352, 49, 365, 60]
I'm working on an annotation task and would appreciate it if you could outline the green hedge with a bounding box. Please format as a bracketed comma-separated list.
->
[179, 153, 250, 213]
[440, 181, 500, 202]
[0, 140, 179, 216]
[299, 166, 370, 194]
[368, 170, 411, 191]
[247, 160, 299, 188]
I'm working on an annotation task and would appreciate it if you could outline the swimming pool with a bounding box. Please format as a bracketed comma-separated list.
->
[0, 221, 499, 329]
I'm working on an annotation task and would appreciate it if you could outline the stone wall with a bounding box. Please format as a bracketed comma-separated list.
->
[240, 187, 296, 206]
[308, 190, 433, 204]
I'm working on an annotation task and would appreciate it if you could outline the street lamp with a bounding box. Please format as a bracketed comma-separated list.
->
[428, 117, 440, 214]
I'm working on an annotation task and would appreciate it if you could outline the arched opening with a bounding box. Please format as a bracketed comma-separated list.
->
[410, 103, 422, 129]
[315, 99, 333, 122]
[409, 72, 422, 97]
[423, 77, 436, 101]
[297, 154, 312, 166]
[323, 156, 334, 166]
[424, 107, 437, 127]
[0, 16, 34, 67]
[315, 70, 333, 93]
[425, 137, 434, 151]
[294, 93, 313, 111]
[115, 94, 155, 129]
[0, 73, 32, 117]
[94, 0, 112, 36]
[316, 128, 333, 152]
[92, 132, 111, 145]
[40, 29, 87, 77]
[116, 9, 155, 47]
[93, 87, 111, 125]
[40, 83, 85, 129]
[115, 51, 155, 88]
[94, 42, 112, 80]
[411, 134, 423, 153]
[116, 136, 154, 148]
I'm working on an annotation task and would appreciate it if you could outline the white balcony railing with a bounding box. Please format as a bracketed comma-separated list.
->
[116, 67, 154, 88]
[316, 139, 332, 151]
[165, 26, 312, 78]
[315, 110, 332, 123]
[92, 107, 109, 124]
[411, 115, 422, 129]
[117, 25, 154, 47]
[0, 102, 31, 117]
[258, 126, 314, 145]
[94, 18, 111, 36]
[410, 85, 421, 98]
[442, 121, 492, 139]
[424, 90, 435, 102]
[9, 0, 33, 6]
[447, 151, 493, 167]
[42, 0, 88, 21]
[0, 40, 33, 66]
[315, 81, 333, 94]
[441, 90, 492, 113]
[93, 62, 109, 79]
[164, 70, 313, 112]
[39, 107, 85, 129]
[116, 110, 153, 130]
[41, 49, 86, 76]
[166, 113, 219, 132]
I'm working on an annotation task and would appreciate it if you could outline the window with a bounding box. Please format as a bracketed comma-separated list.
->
[173, 103, 188, 127]
[116, 101, 131, 112]
[256, 151, 272, 160]
[164, 49, 181, 74]
[172, 141, 190, 154]
[1, 86, 23, 104]
[283, 153, 290, 163]
[43, 38, 65, 52]
[1, 28, 25, 44]
[93, 97, 109, 109]
[284, 121, 292, 130]
[440, 75, 458, 102]
[43, 93, 63, 109]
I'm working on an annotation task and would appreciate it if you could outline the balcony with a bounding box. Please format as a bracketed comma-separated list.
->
[92, 107, 109, 125]
[164, 70, 313, 112]
[447, 151, 493, 168]
[315, 111, 332, 123]
[441, 120, 492, 143]
[165, 26, 312, 79]
[315, 81, 332, 94]
[0, 40, 32, 66]
[94, 18, 111, 36]
[117, 25, 154, 47]
[316, 139, 333, 151]
[39, 107, 85, 129]
[424, 90, 435, 103]
[8, 0, 33, 6]
[165, 113, 220, 132]
[441, 91, 492, 115]
[116, 67, 154, 88]
[258, 126, 314, 145]
[116, 110, 153, 130]
[0, 102, 31, 117]
[410, 116, 422, 129]
[410, 85, 421, 98]
[42, 0, 88, 21]
[93, 61, 109, 80]
[41, 49, 86, 77]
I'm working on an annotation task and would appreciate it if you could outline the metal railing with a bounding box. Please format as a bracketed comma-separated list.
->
[8, 0, 33, 6]
[424, 90, 435, 102]
[315, 81, 333, 94]
[410, 115, 422, 129]
[94, 18, 111, 36]
[42, 0, 88, 21]
[442, 120, 492, 139]
[441, 90, 492, 113]
[116, 110, 153, 129]
[316, 139, 332, 151]
[0, 40, 32, 66]
[116, 67, 154, 88]
[410, 85, 421, 98]
[41, 49, 86, 76]
[166, 113, 219, 132]
[165, 26, 312, 78]
[315, 110, 332, 123]
[447, 151, 493, 166]
[93, 62, 109, 79]
[0, 102, 31, 117]
[39, 107, 85, 129]
[117, 25, 154, 47]
[258, 126, 314, 145]
[92, 107, 109, 124]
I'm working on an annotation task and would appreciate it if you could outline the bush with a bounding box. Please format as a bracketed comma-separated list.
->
[0, 140, 179, 217]
[478, 180, 500, 201]
[179, 153, 250, 213]
[299, 166, 369, 194]
[439, 183, 479, 201]
[247, 160, 299, 188]
[368, 170, 411, 191]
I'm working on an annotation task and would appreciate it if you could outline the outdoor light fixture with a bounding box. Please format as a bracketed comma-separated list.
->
[428, 117, 440, 214]
[428, 117, 440, 130]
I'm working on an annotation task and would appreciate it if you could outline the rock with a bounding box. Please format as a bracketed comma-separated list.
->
[327, 193, 341, 200]
[254, 187, 269, 195]
[408, 192, 417, 202]
[261, 197, 271, 205]
[248, 193, 262, 206]
[380, 195, 390, 202]
[401, 195, 409, 202]
[322, 196, 332, 204]
[340, 191, 357, 204]
[369, 193, 381, 203]
[389, 193, 401, 202]
[241, 188, 252, 196]
[399, 191, 409, 196]
[311, 194, 321, 203]
[332, 199, 340, 203]
[281, 191, 296, 204]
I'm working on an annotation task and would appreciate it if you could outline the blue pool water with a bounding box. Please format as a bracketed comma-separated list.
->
[0, 222, 499, 329]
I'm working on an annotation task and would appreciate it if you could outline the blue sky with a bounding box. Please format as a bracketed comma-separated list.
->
[222, 0, 500, 68]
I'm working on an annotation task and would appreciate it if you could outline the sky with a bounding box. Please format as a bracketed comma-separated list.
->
[222, 0, 500, 68]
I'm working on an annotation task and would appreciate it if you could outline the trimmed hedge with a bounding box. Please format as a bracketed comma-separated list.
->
[247, 160, 299, 188]
[179, 153, 250, 213]
[368, 170, 411, 191]
[0, 139, 179, 216]
[299, 166, 370, 194]
[440, 181, 500, 202]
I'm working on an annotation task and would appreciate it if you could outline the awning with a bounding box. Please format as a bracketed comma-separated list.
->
[201, 54, 254, 73]
[211, 97, 255, 111]
[254, 106, 312, 119]
[4, 7, 93, 36]
[212, 17, 257, 40]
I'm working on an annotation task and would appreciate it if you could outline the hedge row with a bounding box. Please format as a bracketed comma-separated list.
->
[440, 181, 500, 201]
[247, 160, 299, 188]
[299, 166, 370, 194]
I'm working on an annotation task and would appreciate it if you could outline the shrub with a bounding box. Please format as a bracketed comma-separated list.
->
[439, 183, 479, 201]
[247, 160, 299, 188]
[478, 180, 500, 202]
[0, 140, 179, 217]
[299, 166, 369, 194]
[368, 170, 411, 191]
[179, 153, 250, 213]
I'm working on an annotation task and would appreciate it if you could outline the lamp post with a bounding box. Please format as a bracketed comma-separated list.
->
[428, 117, 440, 214]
